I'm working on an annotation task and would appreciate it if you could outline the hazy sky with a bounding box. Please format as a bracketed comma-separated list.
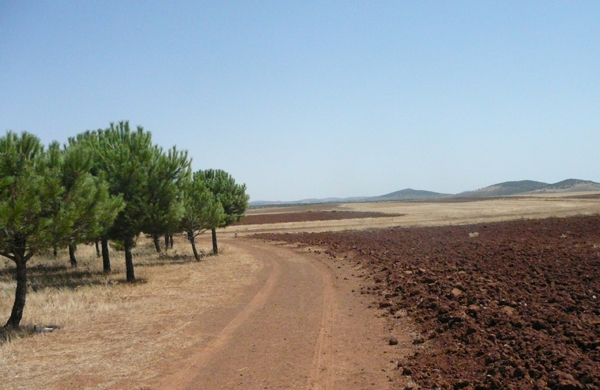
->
[1, 1, 598, 201]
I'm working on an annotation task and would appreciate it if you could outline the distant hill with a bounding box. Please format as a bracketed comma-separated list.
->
[530, 179, 600, 193]
[250, 196, 368, 207]
[457, 180, 549, 198]
[249, 178, 600, 207]
[457, 179, 600, 198]
[374, 188, 449, 201]
[250, 189, 446, 207]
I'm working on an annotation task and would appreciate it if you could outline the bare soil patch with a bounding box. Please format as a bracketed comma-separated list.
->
[154, 239, 414, 390]
[254, 215, 600, 389]
[235, 210, 400, 225]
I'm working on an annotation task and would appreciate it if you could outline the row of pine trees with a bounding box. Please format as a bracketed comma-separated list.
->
[0, 121, 249, 329]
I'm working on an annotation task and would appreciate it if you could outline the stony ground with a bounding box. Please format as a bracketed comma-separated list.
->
[254, 215, 600, 390]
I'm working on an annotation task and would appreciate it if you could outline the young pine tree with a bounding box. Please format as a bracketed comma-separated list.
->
[67, 130, 119, 272]
[46, 142, 123, 267]
[196, 169, 249, 254]
[180, 171, 224, 260]
[142, 145, 191, 253]
[95, 121, 190, 282]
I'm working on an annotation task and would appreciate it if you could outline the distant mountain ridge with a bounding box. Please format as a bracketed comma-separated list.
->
[374, 188, 450, 201]
[250, 179, 600, 207]
[540, 179, 600, 193]
[457, 180, 549, 198]
[458, 179, 600, 198]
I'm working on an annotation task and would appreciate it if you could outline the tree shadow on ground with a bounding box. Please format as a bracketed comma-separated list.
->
[1, 250, 205, 290]
[0, 263, 111, 291]
[0, 250, 201, 339]
[133, 252, 195, 267]
[1, 325, 38, 344]
[133, 250, 215, 267]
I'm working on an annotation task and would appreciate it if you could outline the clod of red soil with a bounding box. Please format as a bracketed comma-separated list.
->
[254, 215, 600, 390]
[235, 211, 401, 225]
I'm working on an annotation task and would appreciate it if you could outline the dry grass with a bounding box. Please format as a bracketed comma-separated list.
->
[0, 235, 262, 390]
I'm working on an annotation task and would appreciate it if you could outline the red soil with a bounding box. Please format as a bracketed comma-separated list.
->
[254, 216, 600, 390]
[236, 210, 400, 225]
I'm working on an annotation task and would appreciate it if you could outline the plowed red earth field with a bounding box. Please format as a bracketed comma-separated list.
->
[254, 215, 600, 390]
[235, 211, 400, 225]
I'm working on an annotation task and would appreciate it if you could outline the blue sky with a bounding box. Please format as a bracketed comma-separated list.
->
[1, 1, 598, 201]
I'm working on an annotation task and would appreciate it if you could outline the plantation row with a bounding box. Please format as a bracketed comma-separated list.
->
[0, 121, 249, 329]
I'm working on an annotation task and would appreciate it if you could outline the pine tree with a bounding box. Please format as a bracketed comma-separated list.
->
[46, 141, 123, 267]
[0, 132, 49, 328]
[196, 169, 249, 254]
[95, 121, 190, 282]
[0, 131, 117, 329]
[94, 122, 156, 282]
[180, 171, 224, 260]
[142, 146, 191, 253]
[67, 130, 117, 272]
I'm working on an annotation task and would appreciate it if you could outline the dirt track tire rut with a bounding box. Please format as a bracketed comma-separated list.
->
[156, 238, 408, 390]
[306, 253, 336, 390]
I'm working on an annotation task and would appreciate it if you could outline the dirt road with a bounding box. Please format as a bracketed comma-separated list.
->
[155, 238, 412, 390]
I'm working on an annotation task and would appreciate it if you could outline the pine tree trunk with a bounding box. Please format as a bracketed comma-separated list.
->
[5, 249, 27, 329]
[152, 234, 161, 253]
[125, 236, 135, 282]
[95, 241, 101, 257]
[53, 244, 58, 258]
[69, 243, 77, 268]
[169, 235, 174, 249]
[190, 233, 200, 261]
[211, 228, 218, 255]
[164, 235, 169, 250]
[101, 238, 111, 273]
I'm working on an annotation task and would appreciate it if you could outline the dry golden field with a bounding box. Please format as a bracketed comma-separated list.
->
[235, 193, 600, 234]
[1, 236, 263, 390]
